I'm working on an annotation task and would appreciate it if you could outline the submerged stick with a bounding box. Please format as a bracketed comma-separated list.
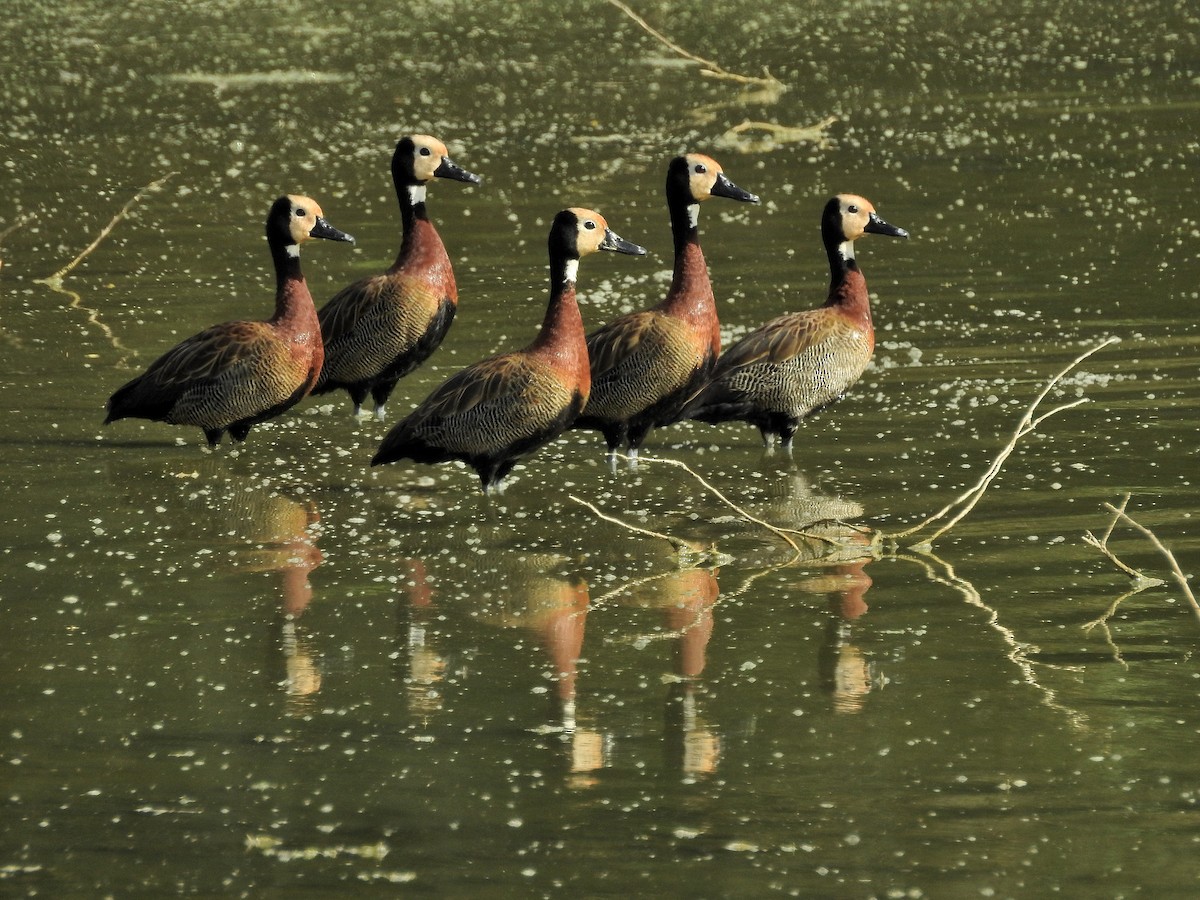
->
[37, 173, 175, 289]
[715, 117, 837, 153]
[888, 337, 1118, 547]
[35, 173, 175, 363]
[1102, 501, 1200, 624]
[623, 454, 805, 553]
[567, 494, 710, 558]
[605, 0, 783, 87]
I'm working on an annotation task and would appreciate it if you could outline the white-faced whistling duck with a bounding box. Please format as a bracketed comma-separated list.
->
[370, 208, 646, 493]
[312, 135, 480, 420]
[571, 154, 759, 459]
[680, 193, 907, 450]
[104, 195, 354, 448]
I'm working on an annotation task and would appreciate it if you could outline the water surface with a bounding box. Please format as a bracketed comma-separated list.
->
[2, 0, 1198, 895]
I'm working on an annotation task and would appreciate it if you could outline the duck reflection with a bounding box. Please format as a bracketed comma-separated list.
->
[742, 469, 878, 713]
[622, 567, 722, 778]
[393, 558, 449, 722]
[471, 559, 590, 727]
[797, 559, 877, 714]
[760, 471, 864, 530]
[470, 557, 610, 780]
[215, 486, 325, 712]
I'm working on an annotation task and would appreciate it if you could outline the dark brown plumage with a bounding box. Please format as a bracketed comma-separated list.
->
[104, 195, 354, 448]
[371, 208, 645, 493]
[312, 135, 480, 420]
[572, 153, 759, 458]
[681, 193, 908, 449]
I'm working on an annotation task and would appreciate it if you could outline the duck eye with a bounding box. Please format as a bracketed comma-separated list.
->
[584, 220, 597, 230]
[847, 205, 859, 214]
[295, 207, 307, 217]
[419, 147, 432, 156]
[693, 164, 707, 174]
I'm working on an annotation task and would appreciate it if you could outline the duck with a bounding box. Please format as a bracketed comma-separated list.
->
[570, 154, 759, 458]
[370, 208, 645, 492]
[104, 195, 354, 448]
[679, 193, 907, 449]
[311, 135, 480, 420]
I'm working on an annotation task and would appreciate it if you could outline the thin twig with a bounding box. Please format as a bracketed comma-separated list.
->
[567, 494, 708, 557]
[1098, 493, 1126, 546]
[37, 173, 175, 287]
[1102, 502, 1200, 624]
[1083, 530, 1156, 582]
[605, 0, 782, 87]
[622, 454, 803, 553]
[888, 337, 1118, 546]
[34, 173, 175, 363]
[1082, 493, 1165, 587]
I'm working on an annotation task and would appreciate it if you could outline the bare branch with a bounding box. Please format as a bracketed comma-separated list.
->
[605, 0, 782, 87]
[622, 454, 804, 553]
[888, 337, 1118, 546]
[37, 173, 175, 288]
[567, 494, 710, 558]
[1081, 530, 1162, 586]
[1102, 502, 1199, 624]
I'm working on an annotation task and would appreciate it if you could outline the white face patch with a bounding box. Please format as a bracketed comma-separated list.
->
[563, 259, 579, 284]
[687, 203, 700, 229]
[408, 184, 427, 206]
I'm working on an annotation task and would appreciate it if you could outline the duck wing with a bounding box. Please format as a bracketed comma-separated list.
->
[713, 311, 825, 373]
[106, 322, 281, 422]
[376, 353, 574, 463]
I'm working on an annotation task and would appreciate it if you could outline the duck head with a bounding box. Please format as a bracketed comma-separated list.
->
[666, 153, 759, 227]
[392, 134, 481, 204]
[823, 193, 907, 261]
[550, 207, 647, 283]
[269, 194, 355, 256]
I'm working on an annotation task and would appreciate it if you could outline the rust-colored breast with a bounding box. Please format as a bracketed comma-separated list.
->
[394, 218, 458, 305]
[658, 242, 719, 348]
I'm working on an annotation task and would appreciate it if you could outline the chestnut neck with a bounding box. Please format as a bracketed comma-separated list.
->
[383, 184, 452, 306]
[529, 256, 589, 393]
[823, 231, 872, 334]
[532, 256, 584, 351]
[661, 190, 714, 322]
[269, 243, 316, 327]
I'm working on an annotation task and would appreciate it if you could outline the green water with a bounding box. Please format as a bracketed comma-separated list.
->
[2, 0, 1198, 895]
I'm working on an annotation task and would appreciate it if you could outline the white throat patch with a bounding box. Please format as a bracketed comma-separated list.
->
[563, 259, 579, 284]
[687, 203, 700, 229]
[286, 243, 300, 258]
[838, 239, 855, 261]
[408, 184, 427, 206]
